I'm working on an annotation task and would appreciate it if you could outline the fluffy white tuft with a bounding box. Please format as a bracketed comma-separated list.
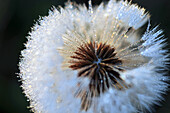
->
[19, 0, 169, 113]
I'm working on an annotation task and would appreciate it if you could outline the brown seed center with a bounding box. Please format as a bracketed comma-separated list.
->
[69, 42, 125, 111]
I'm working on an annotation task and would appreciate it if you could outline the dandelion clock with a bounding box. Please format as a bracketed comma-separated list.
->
[19, 0, 169, 113]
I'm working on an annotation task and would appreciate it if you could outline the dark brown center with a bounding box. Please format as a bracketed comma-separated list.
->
[69, 42, 125, 111]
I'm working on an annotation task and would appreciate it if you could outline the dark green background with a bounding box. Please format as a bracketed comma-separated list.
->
[0, 0, 169, 113]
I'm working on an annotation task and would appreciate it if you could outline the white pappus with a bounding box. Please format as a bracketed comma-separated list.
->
[19, 0, 169, 113]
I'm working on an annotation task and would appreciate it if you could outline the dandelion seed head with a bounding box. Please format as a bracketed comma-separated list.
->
[19, 0, 169, 113]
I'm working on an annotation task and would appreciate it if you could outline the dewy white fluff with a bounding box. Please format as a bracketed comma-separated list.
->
[19, 0, 169, 113]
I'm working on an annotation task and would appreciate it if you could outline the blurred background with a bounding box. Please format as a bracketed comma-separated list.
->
[0, 0, 169, 113]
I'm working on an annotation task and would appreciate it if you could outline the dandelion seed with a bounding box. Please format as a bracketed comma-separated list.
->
[19, 0, 169, 113]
